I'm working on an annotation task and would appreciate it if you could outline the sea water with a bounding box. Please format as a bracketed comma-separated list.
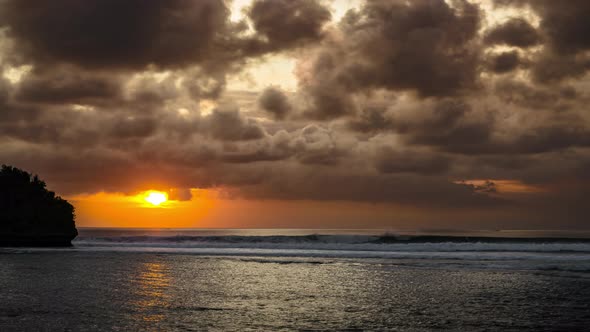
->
[1, 228, 589, 330]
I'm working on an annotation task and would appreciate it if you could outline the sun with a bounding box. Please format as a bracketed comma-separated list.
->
[144, 191, 168, 206]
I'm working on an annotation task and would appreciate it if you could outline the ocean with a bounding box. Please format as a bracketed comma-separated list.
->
[1, 228, 590, 331]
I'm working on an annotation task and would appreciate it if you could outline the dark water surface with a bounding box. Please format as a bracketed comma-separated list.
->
[1, 250, 589, 331]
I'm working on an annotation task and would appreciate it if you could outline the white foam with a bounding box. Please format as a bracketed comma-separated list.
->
[73, 235, 590, 253]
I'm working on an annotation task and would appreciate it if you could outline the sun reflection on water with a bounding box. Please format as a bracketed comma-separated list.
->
[132, 262, 171, 324]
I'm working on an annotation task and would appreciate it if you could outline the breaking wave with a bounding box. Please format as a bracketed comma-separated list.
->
[2, 232, 587, 274]
[73, 234, 590, 254]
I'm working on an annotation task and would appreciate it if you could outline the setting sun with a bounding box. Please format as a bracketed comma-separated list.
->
[144, 191, 167, 206]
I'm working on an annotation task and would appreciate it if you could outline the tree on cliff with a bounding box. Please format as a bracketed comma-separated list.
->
[0, 165, 77, 246]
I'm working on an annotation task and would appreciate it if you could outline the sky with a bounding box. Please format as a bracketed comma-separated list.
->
[0, 0, 589, 229]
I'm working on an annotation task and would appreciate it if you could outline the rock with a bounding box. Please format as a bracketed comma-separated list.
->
[0, 165, 77, 247]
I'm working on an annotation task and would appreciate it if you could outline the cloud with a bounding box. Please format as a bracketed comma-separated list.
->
[109, 116, 157, 139]
[0, 0, 590, 228]
[471, 180, 498, 194]
[0, 0, 233, 70]
[493, 78, 578, 110]
[486, 51, 523, 73]
[168, 188, 193, 201]
[483, 18, 541, 48]
[531, 53, 590, 83]
[367, 99, 494, 154]
[507, 125, 590, 154]
[296, 0, 482, 119]
[494, 0, 590, 82]
[292, 124, 347, 165]
[258, 86, 292, 119]
[232, 168, 505, 208]
[528, 1, 590, 55]
[14, 70, 122, 104]
[207, 107, 265, 141]
[375, 147, 450, 175]
[247, 0, 331, 51]
[0, 0, 334, 95]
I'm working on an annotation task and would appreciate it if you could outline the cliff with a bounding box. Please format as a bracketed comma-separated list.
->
[0, 165, 77, 246]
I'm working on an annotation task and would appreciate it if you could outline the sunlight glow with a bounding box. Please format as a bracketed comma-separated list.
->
[456, 179, 547, 195]
[145, 191, 168, 206]
[67, 189, 217, 228]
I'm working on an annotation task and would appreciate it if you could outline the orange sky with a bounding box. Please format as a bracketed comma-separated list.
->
[68, 182, 544, 229]
[69, 189, 414, 228]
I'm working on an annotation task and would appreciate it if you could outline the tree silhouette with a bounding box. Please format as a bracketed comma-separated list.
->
[0, 165, 77, 246]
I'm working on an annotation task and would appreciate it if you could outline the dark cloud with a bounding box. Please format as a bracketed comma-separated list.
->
[348, 99, 495, 155]
[233, 169, 505, 208]
[15, 70, 122, 104]
[389, 100, 494, 153]
[494, 78, 579, 110]
[0, 0, 233, 70]
[494, 0, 590, 82]
[483, 18, 540, 48]
[207, 107, 265, 141]
[247, 0, 331, 51]
[375, 147, 450, 175]
[0, 75, 10, 104]
[109, 116, 157, 139]
[528, 1, 590, 55]
[344, 0, 482, 96]
[507, 125, 590, 154]
[0, 0, 589, 228]
[443, 119, 590, 155]
[530, 53, 590, 83]
[348, 107, 393, 134]
[451, 118, 590, 156]
[302, 79, 357, 120]
[297, 0, 482, 119]
[258, 87, 292, 119]
[486, 51, 522, 73]
[214, 131, 292, 164]
[292, 125, 345, 165]
[0, 0, 334, 98]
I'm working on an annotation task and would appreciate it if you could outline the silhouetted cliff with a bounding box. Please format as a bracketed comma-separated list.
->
[0, 165, 77, 246]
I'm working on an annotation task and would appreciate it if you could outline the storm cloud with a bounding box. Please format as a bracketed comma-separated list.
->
[0, 0, 589, 227]
[483, 18, 541, 48]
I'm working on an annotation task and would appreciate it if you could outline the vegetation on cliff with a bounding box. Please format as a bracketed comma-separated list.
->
[0, 165, 77, 246]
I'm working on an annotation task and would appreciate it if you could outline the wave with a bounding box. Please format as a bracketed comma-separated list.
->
[6, 233, 589, 274]
[73, 234, 590, 253]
